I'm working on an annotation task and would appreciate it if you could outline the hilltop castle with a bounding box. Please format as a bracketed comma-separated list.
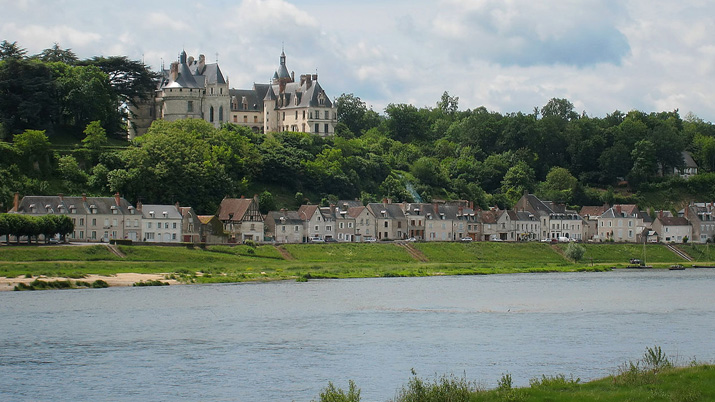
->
[128, 50, 336, 138]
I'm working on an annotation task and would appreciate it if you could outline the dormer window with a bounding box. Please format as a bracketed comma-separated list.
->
[163, 211, 168, 218]
[111, 206, 118, 214]
[149, 211, 155, 218]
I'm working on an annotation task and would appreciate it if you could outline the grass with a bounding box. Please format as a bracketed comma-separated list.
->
[314, 347, 715, 402]
[0, 242, 709, 287]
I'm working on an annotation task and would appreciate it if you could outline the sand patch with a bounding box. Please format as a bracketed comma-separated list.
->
[0, 273, 180, 291]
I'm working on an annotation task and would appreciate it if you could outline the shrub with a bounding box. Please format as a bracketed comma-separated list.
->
[313, 380, 361, 402]
[565, 242, 586, 262]
[133, 280, 169, 287]
[91, 279, 109, 288]
[391, 372, 475, 402]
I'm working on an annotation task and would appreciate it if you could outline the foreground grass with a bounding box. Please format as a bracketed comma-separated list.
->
[0, 242, 709, 285]
[316, 347, 714, 402]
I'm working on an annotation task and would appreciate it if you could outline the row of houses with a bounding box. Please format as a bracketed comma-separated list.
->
[6, 192, 715, 244]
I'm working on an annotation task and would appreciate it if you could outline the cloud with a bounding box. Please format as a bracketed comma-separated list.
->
[429, 0, 631, 67]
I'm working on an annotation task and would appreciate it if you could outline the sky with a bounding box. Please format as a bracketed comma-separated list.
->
[2, 0, 715, 121]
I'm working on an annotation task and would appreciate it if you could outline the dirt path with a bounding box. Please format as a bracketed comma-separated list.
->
[398, 242, 429, 262]
[274, 245, 295, 260]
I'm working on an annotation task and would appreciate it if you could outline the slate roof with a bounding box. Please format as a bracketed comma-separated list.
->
[658, 216, 690, 226]
[298, 204, 319, 221]
[580, 205, 608, 218]
[139, 204, 182, 220]
[601, 204, 640, 218]
[14, 195, 133, 215]
[367, 203, 405, 219]
[266, 210, 303, 225]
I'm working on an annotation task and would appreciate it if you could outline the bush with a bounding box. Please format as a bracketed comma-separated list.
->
[391, 372, 476, 402]
[565, 242, 586, 262]
[313, 380, 361, 402]
[133, 280, 169, 287]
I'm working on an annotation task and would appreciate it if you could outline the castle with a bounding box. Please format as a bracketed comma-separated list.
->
[128, 50, 336, 138]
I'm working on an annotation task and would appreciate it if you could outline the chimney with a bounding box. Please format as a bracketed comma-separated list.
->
[312, 74, 318, 81]
[175, 201, 180, 211]
[241, 195, 245, 199]
[12, 191, 19, 212]
[382, 198, 387, 206]
[291, 71, 295, 81]
[615, 205, 621, 216]
[659, 210, 663, 220]
[170, 61, 179, 81]
[114, 192, 121, 206]
[253, 194, 259, 205]
[137, 201, 143, 211]
[82, 193, 87, 203]
[58, 193, 64, 201]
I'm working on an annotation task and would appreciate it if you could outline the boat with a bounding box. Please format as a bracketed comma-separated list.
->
[669, 264, 685, 270]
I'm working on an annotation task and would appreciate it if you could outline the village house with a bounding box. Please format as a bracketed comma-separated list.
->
[10, 193, 139, 242]
[217, 196, 264, 243]
[367, 202, 407, 241]
[597, 204, 644, 242]
[178, 206, 200, 243]
[298, 204, 336, 241]
[653, 213, 692, 243]
[349, 205, 376, 242]
[138, 203, 183, 243]
[681, 202, 715, 243]
[197, 215, 226, 244]
[513, 193, 584, 241]
[479, 209, 500, 241]
[265, 209, 304, 243]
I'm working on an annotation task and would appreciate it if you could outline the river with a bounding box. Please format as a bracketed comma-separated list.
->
[1, 269, 713, 401]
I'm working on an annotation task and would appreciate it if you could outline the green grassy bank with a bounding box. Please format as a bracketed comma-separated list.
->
[315, 347, 714, 402]
[0, 242, 711, 285]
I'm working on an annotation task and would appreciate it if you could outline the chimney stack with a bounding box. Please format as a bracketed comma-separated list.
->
[114, 192, 121, 206]
[58, 193, 64, 201]
[12, 192, 19, 212]
[82, 193, 87, 203]
[137, 201, 143, 211]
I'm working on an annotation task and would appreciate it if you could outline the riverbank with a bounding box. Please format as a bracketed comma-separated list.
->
[0, 272, 179, 291]
[1, 242, 712, 290]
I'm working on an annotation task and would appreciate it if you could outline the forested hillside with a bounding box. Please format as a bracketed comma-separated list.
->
[2, 40, 715, 214]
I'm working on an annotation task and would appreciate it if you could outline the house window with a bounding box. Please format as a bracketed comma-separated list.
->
[324, 111, 329, 119]
[326, 225, 332, 231]
[315, 123, 319, 133]
[164, 223, 169, 229]
[92, 218, 96, 226]
[79, 218, 84, 226]
[339, 222, 344, 229]
[295, 111, 298, 119]
[348, 222, 353, 228]
[147, 222, 152, 229]
[295, 226, 299, 232]
[104, 218, 109, 227]
[384, 221, 388, 228]
[324, 123, 329, 134]
[172, 233, 177, 240]
[303, 110, 306, 119]
[244, 115, 248, 123]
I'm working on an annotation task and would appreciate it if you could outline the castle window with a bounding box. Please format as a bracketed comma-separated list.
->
[303, 110, 306, 119]
[210, 106, 214, 122]
[315, 123, 319, 133]
[254, 116, 258, 123]
[295, 111, 298, 119]
[187, 101, 193, 112]
[282, 112, 285, 121]
[219, 106, 224, 121]
[325, 123, 329, 134]
[324, 110, 329, 119]
[233, 115, 237, 123]
[243, 115, 248, 123]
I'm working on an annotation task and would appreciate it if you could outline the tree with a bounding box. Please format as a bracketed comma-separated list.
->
[384, 103, 428, 143]
[81, 120, 109, 163]
[0, 59, 57, 134]
[437, 91, 459, 115]
[55, 64, 119, 133]
[501, 161, 536, 204]
[36, 43, 78, 64]
[0, 40, 27, 61]
[13, 129, 53, 174]
[629, 139, 658, 186]
[258, 191, 276, 214]
[540, 98, 578, 121]
[80, 56, 159, 107]
[565, 241, 586, 262]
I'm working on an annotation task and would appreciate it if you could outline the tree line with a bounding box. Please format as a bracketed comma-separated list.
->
[0, 213, 74, 244]
[2, 40, 715, 214]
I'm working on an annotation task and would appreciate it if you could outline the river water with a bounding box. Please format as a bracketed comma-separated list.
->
[1, 269, 714, 401]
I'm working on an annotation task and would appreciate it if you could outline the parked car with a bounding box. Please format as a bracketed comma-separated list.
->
[460, 237, 473, 242]
[364, 237, 377, 243]
[308, 237, 325, 243]
[325, 237, 338, 243]
[405, 237, 417, 242]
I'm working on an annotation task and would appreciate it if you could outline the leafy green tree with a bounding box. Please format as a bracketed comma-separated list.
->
[384, 103, 428, 142]
[57, 154, 89, 192]
[437, 91, 459, 115]
[13, 129, 53, 174]
[258, 190, 276, 214]
[629, 139, 658, 186]
[565, 241, 586, 261]
[541, 98, 578, 121]
[501, 161, 535, 204]
[410, 157, 448, 188]
[55, 64, 119, 133]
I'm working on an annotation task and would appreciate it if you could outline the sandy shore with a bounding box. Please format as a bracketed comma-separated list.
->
[0, 273, 180, 291]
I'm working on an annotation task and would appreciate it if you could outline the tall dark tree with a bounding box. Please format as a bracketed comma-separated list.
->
[80, 56, 158, 107]
[0, 40, 27, 61]
[36, 43, 78, 64]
